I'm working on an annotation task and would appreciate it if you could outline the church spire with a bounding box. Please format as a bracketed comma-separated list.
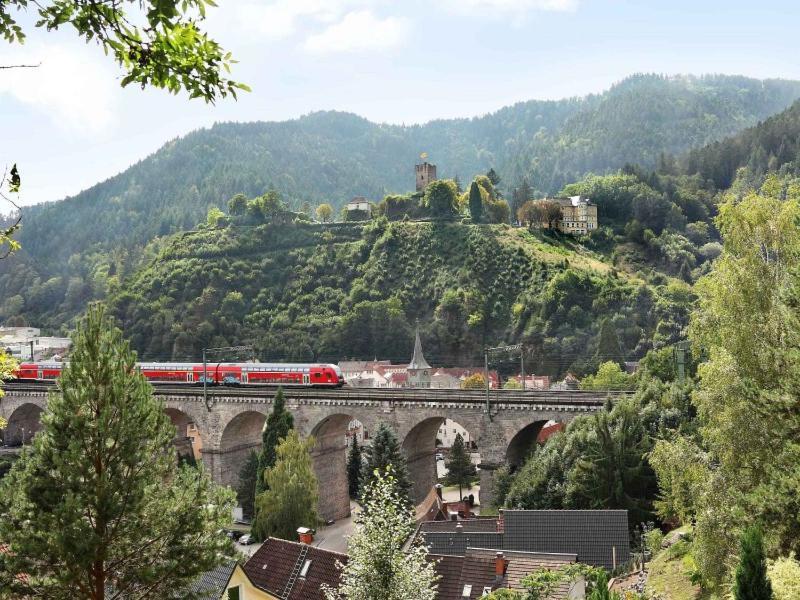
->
[408, 326, 431, 371]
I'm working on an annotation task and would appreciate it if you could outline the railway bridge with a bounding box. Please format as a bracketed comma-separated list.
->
[0, 384, 628, 520]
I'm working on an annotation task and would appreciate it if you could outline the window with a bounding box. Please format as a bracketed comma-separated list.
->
[300, 559, 312, 578]
[482, 587, 492, 596]
[462, 584, 472, 597]
[227, 586, 241, 600]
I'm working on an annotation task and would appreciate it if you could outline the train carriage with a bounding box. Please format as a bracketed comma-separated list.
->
[13, 361, 346, 387]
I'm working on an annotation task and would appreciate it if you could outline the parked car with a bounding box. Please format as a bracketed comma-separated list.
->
[226, 529, 244, 541]
[238, 534, 254, 545]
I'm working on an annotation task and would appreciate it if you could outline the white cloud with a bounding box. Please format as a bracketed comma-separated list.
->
[225, 0, 371, 41]
[304, 10, 410, 54]
[0, 44, 116, 136]
[445, 0, 578, 17]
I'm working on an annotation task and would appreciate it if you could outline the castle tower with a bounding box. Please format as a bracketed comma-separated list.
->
[415, 162, 437, 192]
[407, 327, 432, 388]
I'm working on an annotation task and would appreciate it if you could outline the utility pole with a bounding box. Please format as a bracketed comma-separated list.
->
[520, 348, 525, 390]
[484, 349, 490, 415]
[484, 343, 525, 415]
[202, 345, 255, 411]
[29, 340, 34, 362]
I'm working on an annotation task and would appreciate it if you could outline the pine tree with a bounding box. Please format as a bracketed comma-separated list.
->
[444, 433, 477, 501]
[347, 436, 362, 499]
[252, 430, 319, 541]
[733, 526, 773, 600]
[255, 386, 294, 496]
[324, 467, 439, 600]
[594, 317, 624, 369]
[469, 181, 483, 223]
[361, 423, 412, 505]
[0, 305, 235, 599]
[237, 450, 260, 520]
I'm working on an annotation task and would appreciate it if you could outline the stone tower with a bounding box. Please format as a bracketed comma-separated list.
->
[415, 162, 437, 192]
[407, 327, 432, 388]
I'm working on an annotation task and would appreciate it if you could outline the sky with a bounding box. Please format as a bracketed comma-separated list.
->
[2, 0, 800, 206]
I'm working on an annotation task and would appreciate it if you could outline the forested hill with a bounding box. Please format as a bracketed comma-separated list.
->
[685, 97, 800, 189]
[3, 73, 800, 334]
[18, 73, 800, 254]
[107, 220, 692, 377]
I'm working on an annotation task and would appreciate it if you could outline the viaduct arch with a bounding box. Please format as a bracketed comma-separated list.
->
[1, 386, 616, 522]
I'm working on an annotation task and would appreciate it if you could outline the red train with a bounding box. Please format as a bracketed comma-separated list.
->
[14, 362, 346, 387]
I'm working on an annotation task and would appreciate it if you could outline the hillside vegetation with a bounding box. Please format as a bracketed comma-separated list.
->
[1, 73, 798, 333]
[107, 217, 691, 376]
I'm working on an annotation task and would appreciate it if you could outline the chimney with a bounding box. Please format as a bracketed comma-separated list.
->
[495, 552, 506, 580]
[435, 484, 443, 499]
[297, 526, 314, 544]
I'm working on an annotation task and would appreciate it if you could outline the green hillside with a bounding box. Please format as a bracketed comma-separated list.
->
[2, 73, 798, 333]
[107, 218, 692, 375]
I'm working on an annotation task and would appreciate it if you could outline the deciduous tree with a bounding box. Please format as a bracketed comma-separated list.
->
[316, 203, 334, 223]
[324, 467, 438, 600]
[0, 1, 246, 101]
[252, 430, 319, 541]
[0, 305, 235, 599]
[423, 179, 458, 218]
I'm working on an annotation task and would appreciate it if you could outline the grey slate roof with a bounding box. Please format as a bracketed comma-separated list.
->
[420, 510, 630, 570]
[408, 328, 431, 370]
[503, 510, 629, 570]
[183, 559, 237, 599]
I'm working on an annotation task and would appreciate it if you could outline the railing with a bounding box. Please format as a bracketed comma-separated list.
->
[2, 380, 633, 406]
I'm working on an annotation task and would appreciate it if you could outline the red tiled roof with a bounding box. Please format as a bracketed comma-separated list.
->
[243, 538, 347, 600]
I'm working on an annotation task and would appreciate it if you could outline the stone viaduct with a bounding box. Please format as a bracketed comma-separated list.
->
[0, 384, 626, 521]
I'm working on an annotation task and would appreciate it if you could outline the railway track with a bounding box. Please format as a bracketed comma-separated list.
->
[2, 380, 633, 406]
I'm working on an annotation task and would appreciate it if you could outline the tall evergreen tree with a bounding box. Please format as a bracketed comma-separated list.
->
[469, 181, 483, 222]
[324, 467, 439, 600]
[734, 527, 773, 600]
[347, 436, 363, 499]
[255, 386, 294, 496]
[594, 317, 624, 369]
[444, 433, 477, 501]
[361, 423, 412, 504]
[237, 450, 260, 520]
[0, 305, 235, 599]
[252, 430, 319, 541]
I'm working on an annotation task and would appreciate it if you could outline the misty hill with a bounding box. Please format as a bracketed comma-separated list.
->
[685, 97, 800, 188]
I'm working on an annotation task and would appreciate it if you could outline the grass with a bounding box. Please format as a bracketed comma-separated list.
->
[645, 528, 712, 600]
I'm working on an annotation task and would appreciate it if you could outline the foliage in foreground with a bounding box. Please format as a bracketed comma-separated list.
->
[252, 430, 319, 542]
[324, 467, 439, 600]
[0, 305, 235, 599]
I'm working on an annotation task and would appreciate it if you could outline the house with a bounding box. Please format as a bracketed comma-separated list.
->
[428, 548, 584, 599]
[223, 537, 347, 600]
[538, 196, 598, 235]
[418, 510, 631, 571]
[345, 197, 371, 220]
